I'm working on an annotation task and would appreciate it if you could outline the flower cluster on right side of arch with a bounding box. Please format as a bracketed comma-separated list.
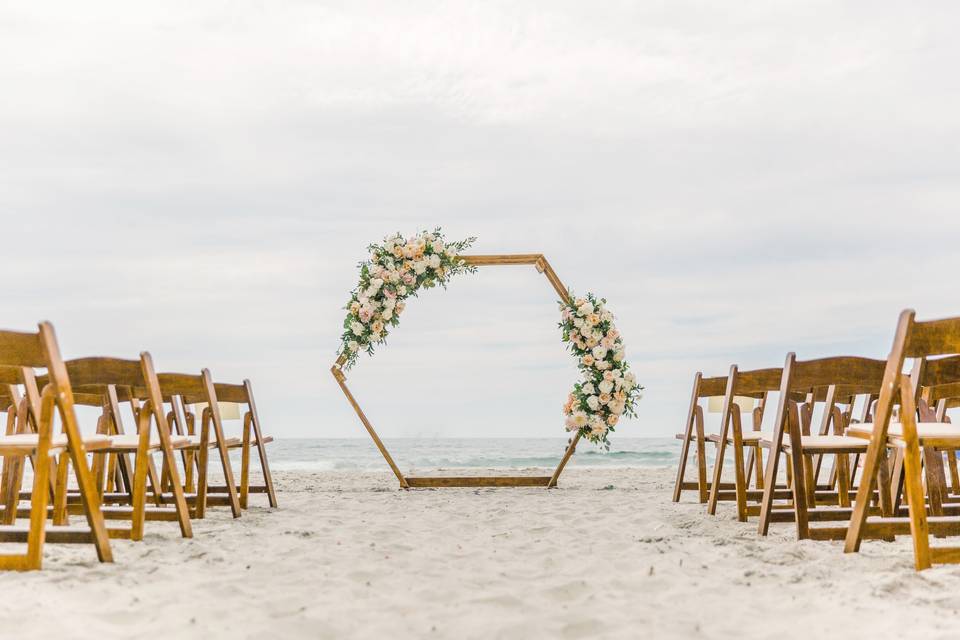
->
[560, 293, 642, 448]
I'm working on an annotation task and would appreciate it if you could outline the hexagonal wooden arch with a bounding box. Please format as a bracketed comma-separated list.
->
[330, 254, 584, 489]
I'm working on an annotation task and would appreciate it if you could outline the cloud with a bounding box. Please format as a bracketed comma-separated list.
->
[2, 1, 959, 438]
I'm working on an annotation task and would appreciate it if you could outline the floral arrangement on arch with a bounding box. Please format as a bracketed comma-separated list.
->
[337, 229, 477, 370]
[560, 293, 641, 447]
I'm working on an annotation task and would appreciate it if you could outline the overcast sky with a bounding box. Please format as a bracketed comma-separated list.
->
[2, 2, 959, 442]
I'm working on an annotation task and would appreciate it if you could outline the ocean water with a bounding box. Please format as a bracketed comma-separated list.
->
[268, 437, 680, 472]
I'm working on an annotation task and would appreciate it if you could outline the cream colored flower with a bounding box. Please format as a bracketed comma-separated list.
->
[590, 420, 607, 436]
[586, 395, 600, 411]
[598, 380, 614, 395]
[350, 321, 364, 336]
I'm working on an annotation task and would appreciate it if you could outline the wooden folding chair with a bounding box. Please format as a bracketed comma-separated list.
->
[756, 355, 888, 539]
[703, 366, 788, 521]
[0, 323, 113, 570]
[845, 312, 960, 569]
[32, 355, 194, 541]
[149, 371, 243, 519]
[185, 380, 277, 509]
[673, 373, 732, 503]
[915, 357, 960, 501]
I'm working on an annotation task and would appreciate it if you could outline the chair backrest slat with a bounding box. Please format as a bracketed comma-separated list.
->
[785, 356, 887, 392]
[696, 375, 728, 398]
[0, 330, 46, 368]
[63, 357, 145, 387]
[732, 367, 783, 395]
[905, 317, 960, 358]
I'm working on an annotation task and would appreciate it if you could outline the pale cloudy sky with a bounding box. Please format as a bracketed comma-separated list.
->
[2, 2, 959, 440]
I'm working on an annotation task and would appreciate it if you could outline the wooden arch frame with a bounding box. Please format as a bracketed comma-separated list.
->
[331, 254, 584, 489]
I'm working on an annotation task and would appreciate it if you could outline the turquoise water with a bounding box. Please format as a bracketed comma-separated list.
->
[268, 437, 679, 472]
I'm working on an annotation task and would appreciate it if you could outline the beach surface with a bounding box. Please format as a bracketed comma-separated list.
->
[2, 467, 960, 639]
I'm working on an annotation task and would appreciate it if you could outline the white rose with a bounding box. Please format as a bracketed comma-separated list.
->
[381, 308, 393, 320]
[598, 380, 614, 395]
[613, 349, 624, 362]
[590, 420, 608, 436]
[347, 340, 359, 352]
[383, 298, 396, 310]
[581, 382, 595, 395]
[350, 321, 364, 336]
[580, 326, 592, 338]
[428, 254, 441, 269]
[624, 372, 637, 389]
[370, 278, 384, 291]
[414, 261, 427, 275]
[397, 286, 407, 296]
[577, 302, 594, 316]
[595, 360, 610, 371]
[586, 395, 600, 411]
[592, 346, 607, 360]
[601, 311, 613, 322]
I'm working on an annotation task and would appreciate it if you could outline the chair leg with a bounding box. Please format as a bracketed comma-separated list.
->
[130, 408, 153, 542]
[902, 433, 932, 569]
[52, 454, 70, 526]
[947, 450, 960, 496]
[244, 382, 278, 508]
[240, 413, 252, 509]
[836, 453, 851, 508]
[693, 407, 708, 503]
[194, 416, 211, 519]
[753, 446, 764, 490]
[24, 451, 52, 571]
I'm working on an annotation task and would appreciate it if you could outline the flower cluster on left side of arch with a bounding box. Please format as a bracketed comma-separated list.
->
[559, 293, 641, 447]
[337, 228, 477, 370]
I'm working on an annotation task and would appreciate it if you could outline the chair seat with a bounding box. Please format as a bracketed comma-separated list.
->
[100, 434, 191, 452]
[780, 434, 869, 454]
[847, 422, 960, 446]
[180, 434, 242, 449]
[227, 435, 273, 448]
[706, 430, 771, 444]
[0, 433, 112, 456]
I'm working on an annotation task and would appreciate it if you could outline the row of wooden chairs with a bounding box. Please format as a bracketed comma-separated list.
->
[673, 309, 960, 571]
[0, 322, 277, 570]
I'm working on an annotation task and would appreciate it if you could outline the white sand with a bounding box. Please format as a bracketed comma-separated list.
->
[2, 467, 960, 639]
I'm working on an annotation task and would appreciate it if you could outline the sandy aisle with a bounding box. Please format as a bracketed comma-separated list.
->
[2, 467, 960, 639]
